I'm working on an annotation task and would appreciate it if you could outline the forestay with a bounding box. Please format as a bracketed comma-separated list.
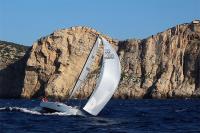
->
[69, 37, 101, 98]
[83, 37, 121, 116]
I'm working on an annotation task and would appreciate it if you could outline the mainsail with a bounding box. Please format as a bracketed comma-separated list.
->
[69, 37, 101, 98]
[83, 37, 121, 116]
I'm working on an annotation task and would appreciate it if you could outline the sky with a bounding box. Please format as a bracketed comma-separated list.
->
[0, 0, 200, 46]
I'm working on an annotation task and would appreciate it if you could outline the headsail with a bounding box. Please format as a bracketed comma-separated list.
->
[69, 37, 101, 98]
[83, 37, 121, 116]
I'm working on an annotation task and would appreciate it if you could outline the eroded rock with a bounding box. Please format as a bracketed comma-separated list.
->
[21, 27, 117, 99]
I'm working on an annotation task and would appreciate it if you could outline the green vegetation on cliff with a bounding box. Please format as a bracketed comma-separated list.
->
[0, 41, 29, 69]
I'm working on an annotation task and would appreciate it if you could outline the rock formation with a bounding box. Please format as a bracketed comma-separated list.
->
[0, 20, 200, 99]
[0, 41, 29, 98]
[21, 27, 117, 99]
[116, 21, 200, 98]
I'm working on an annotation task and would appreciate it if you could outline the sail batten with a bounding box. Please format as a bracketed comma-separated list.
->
[83, 37, 121, 116]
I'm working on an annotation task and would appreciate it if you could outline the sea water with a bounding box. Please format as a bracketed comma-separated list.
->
[0, 99, 200, 133]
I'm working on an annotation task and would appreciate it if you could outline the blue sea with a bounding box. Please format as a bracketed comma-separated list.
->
[0, 99, 200, 133]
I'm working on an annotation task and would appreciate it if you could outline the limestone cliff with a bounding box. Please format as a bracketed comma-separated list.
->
[21, 27, 117, 99]
[0, 20, 200, 99]
[116, 21, 200, 98]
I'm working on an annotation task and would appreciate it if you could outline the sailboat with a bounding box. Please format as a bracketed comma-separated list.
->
[40, 36, 121, 116]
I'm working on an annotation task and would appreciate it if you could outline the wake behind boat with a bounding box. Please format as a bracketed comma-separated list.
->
[39, 36, 121, 116]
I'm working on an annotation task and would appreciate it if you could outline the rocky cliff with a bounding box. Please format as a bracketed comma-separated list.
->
[1, 20, 200, 99]
[0, 41, 29, 98]
[21, 27, 117, 99]
[116, 21, 200, 99]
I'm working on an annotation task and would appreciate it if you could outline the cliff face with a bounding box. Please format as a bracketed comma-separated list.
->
[21, 27, 117, 99]
[0, 20, 200, 99]
[0, 41, 29, 98]
[116, 22, 200, 98]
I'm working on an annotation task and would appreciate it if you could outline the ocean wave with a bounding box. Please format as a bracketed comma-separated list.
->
[0, 106, 84, 116]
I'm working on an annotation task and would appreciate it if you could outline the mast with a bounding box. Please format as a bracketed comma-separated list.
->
[69, 36, 101, 98]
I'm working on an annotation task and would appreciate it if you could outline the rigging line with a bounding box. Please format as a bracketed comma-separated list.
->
[69, 35, 100, 99]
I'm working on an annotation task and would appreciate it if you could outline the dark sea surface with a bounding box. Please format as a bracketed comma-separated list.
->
[0, 99, 200, 133]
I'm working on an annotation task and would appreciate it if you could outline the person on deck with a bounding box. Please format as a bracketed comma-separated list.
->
[42, 97, 48, 102]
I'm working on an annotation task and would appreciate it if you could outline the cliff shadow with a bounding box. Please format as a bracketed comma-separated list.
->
[0, 51, 29, 98]
[143, 63, 165, 99]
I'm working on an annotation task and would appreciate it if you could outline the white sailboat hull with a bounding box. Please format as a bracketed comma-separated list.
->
[40, 101, 80, 114]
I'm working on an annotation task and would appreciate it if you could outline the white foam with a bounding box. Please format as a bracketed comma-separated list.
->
[43, 111, 84, 116]
[0, 106, 85, 116]
[0, 107, 6, 110]
[6, 106, 41, 115]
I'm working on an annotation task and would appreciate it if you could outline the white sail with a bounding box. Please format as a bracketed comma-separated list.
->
[69, 37, 101, 98]
[83, 37, 121, 116]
